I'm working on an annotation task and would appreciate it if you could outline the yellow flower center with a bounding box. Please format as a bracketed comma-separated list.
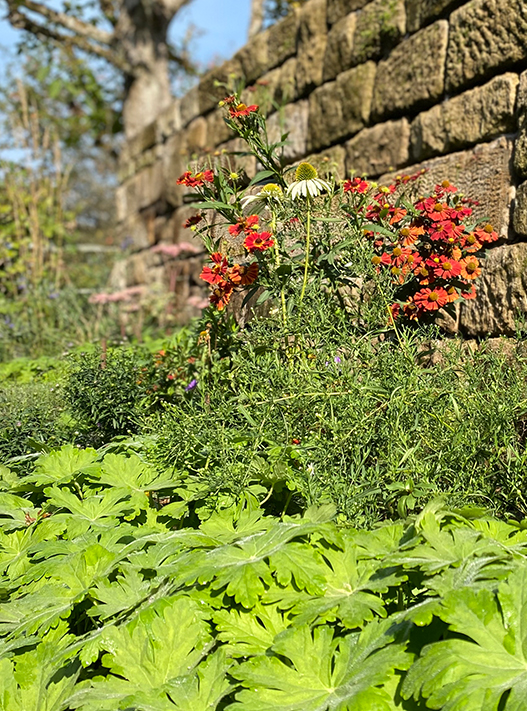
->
[443, 261, 452, 270]
[429, 292, 439, 301]
[295, 162, 318, 181]
[484, 223, 494, 233]
[261, 183, 283, 196]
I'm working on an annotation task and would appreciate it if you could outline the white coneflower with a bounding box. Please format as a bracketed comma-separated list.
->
[241, 182, 283, 210]
[286, 162, 331, 200]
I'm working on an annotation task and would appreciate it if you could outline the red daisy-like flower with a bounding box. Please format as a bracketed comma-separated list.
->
[390, 246, 412, 268]
[176, 170, 214, 187]
[183, 214, 203, 229]
[229, 103, 259, 118]
[424, 199, 450, 222]
[426, 256, 462, 279]
[415, 264, 435, 285]
[460, 232, 483, 253]
[343, 177, 369, 193]
[461, 284, 477, 299]
[228, 214, 260, 237]
[474, 224, 499, 244]
[389, 207, 407, 225]
[399, 223, 425, 246]
[244, 231, 275, 253]
[413, 287, 449, 311]
[200, 252, 229, 285]
[227, 262, 259, 285]
[209, 281, 234, 311]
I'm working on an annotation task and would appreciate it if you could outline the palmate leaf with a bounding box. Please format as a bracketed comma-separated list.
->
[402, 562, 527, 710]
[72, 596, 214, 711]
[231, 618, 411, 711]
[266, 537, 404, 628]
[213, 602, 288, 657]
[22, 446, 98, 487]
[92, 453, 177, 493]
[88, 567, 153, 620]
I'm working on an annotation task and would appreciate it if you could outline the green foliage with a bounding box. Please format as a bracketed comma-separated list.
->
[1, 446, 527, 709]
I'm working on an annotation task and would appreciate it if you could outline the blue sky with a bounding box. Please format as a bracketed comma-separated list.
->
[0, 0, 251, 69]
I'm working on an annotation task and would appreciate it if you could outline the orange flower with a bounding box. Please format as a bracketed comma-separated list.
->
[461, 232, 483, 253]
[391, 246, 412, 268]
[229, 214, 260, 236]
[389, 207, 407, 225]
[460, 255, 481, 280]
[210, 281, 234, 311]
[343, 177, 369, 193]
[228, 262, 259, 285]
[184, 214, 203, 229]
[415, 264, 434, 285]
[200, 253, 229, 284]
[229, 103, 259, 118]
[244, 231, 275, 253]
[461, 284, 477, 299]
[399, 223, 425, 246]
[414, 287, 449, 311]
[426, 256, 462, 279]
[474, 224, 498, 244]
[445, 285, 459, 303]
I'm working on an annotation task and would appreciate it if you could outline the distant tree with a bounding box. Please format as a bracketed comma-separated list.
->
[3, 0, 195, 138]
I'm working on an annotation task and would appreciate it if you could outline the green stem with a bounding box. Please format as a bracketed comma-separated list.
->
[271, 209, 288, 327]
[300, 195, 311, 305]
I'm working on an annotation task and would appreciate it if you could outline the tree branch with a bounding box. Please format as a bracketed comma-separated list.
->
[167, 43, 195, 74]
[159, 0, 192, 18]
[6, 5, 131, 73]
[98, 0, 118, 27]
[7, 0, 114, 44]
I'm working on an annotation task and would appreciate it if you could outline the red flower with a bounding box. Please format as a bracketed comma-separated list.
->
[343, 177, 369, 193]
[244, 231, 274, 252]
[210, 281, 234, 311]
[435, 180, 458, 194]
[177, 170, 214, 187]
[200, 252, 229, 285]
[399, 223, 425, 246]
[461, 284, 477, 299]
[229, 214, 260, 236]
[414, 287, 449, 311]
[460, 232, 483, 253]
[390, 246, 412, 268]
[430, 220, 464, 243]
[229, 103, 259, 118]
[227, 262, 259, 285]
[423, 198, 450, 222]
[389, 207, 407, 225]
[183, 214, 203, 229]
[474, 224, 498, 244]
[426, 256, 462, 279]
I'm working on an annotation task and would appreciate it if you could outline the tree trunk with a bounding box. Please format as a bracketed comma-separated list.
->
[248, 0, 265, 38]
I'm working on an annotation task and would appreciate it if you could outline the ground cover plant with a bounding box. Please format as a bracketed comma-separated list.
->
[2, 446, 527, 710]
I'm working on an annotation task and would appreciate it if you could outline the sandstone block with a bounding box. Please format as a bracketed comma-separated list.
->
[206, 109, 235, 148]
[410, 73, 519, 161]
[267, 100, 309, 162]
[136, 162, 164, 210]
[380, 136, 514, 238]
[352, 0, 405, 64]
[345, 118, 410, 176]
[513, 180, 527, 236]
[372, 20, 448, 119]
[156, 101, 181, 142]
[115, 214, 150, 251]
[295, 0, 328, 97]
[323, 13, 356, 82]
[198, 58, 243, 114]
[236, 30, 270, 84]
[180, 86, 200, 127]
[304, 145, 347, 178]
[405, 0, 464, 33]
[128, 121, 156, 159]
[116, 185, 128, 224]
[446, 0, 527, 93]
[458, 243, 527, 336]
[268, 9, 300, 68]
[308, 61, 375, 151]
[185, 116, 208, 155]
[517, 69, 527, 119]
[514, 130, 527, 180]
[327, 0, 370, 25]
[216, 138, 257, 180]
[162, 133, 186, 208]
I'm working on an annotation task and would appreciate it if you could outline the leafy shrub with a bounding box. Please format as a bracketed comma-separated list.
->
[0, 381, 75, 462]
[1, 446, 527, 709]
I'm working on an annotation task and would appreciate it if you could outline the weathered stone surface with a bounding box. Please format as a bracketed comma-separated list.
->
[345, 118, 410, 175]
[327, 0, 370, 25]
[517, 69, 527, 118]
[304, 144, 347, 178]
[216, 138, 257, 180]
[296, 0, 328, 97]
[323, 13, 356, 82]
[513, 70, 527, 179]
[268, 9, 300, 68]
[198, 58, 243, 114]
[372, 20, 448, 119]
[156, 101, 181, 142]
[352, 0, 405, 64]
[128, 121, 157, 159]
[405, 0, 464, 33]
[308, 61, 376, 151]
[381, 136, 514, 238]
[410, 73, 519, 161]
[206, 109, 235, 148]
[115, 214, 150, 251]
[185, 116, 208, 155]
[236, 30, 271, 84]
[162, 133, 187, 208]
[513, 181, 527, 236]
[254, 57, 298, 111]
[180, 86, 200, 127]
[458, 243, 527, 336]
[267, 100, 309, 161]
[446, 0, 527, 93]
[136, 162, 164, 209]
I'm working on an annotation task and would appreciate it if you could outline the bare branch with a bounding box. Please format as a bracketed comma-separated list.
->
[167, 43, 195, 74]
[6, 5, 131, 73]
[6, 0, 114, 44]
[97, 0, 118, 27]
[159, 0, 192, 18]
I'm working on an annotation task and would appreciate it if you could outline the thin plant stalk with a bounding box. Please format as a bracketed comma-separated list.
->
[300, 194, 311, 305]
[270, 208, 287, 327]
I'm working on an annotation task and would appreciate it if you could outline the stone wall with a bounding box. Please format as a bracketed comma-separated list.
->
[114, 0, 527, 336]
